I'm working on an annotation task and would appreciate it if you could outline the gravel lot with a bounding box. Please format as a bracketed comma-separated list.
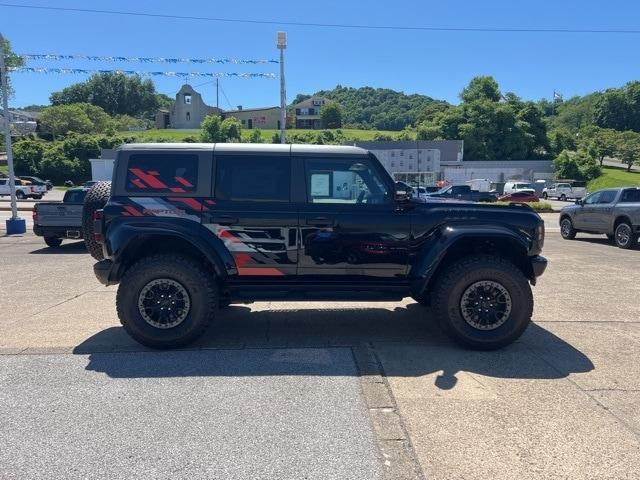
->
[1, 213, 638, 479]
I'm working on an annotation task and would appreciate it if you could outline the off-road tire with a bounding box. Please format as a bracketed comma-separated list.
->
[432, 254, 534, 350]
[560, 217, 577, 240]
[542, 192, 548, 200]
[16, 190, 26, 200]
[560, 194, 567, 201]
[44, 236, 62, 248]
[82, 181, 111, 260]
[614, 221, 637, 250]
[32, 195, 43, 200]
[116, 254, 218, 349]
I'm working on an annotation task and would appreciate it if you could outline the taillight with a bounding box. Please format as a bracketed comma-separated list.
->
[537, 222, 545, 249]
[32, 207, 38, 222]
[93, 210, 103, 242]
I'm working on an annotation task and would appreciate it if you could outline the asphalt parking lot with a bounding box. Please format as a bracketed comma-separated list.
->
[1, 212, 639, 479]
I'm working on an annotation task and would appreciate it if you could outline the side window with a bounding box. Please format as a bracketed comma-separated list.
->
[126, 154, 199, 193]
[304, 157, 390, 204]
[598, 190, 616, 204]
[216, 155, 290, 202]
[584, 192, 601, 205]
[620, 189, 640, 203]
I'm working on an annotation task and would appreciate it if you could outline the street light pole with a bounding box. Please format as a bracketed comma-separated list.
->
[277, 32, 287, 144]
[0, 33, 25, 234]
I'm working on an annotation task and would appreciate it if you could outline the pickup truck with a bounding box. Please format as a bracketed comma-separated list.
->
[542, 182, 586, 201]
[0, 178, 42, 199]
[33, 187, 88, 247]
[87, 143, 546, 351]
[426, 185, 497, 202]
[559, 187, 640, 249]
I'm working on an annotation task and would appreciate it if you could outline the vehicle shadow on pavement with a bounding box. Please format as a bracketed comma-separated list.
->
[74, 303, 594, 388]
[29, 241, 87, 254]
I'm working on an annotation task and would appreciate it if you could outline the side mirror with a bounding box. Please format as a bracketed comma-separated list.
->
[395, 190, 410, 202]
[394, 182, 411, 202]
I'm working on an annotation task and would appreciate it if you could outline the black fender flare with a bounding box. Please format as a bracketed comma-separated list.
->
[408, 224, 532, 297]
[106, 217, 237, 282]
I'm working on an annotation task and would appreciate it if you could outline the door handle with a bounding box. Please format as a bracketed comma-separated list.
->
[305, 217, 334, 227]
[213, 215, 238, 226]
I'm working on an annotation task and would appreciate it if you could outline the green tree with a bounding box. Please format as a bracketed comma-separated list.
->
[50, 73, 159, 117]
[61, 134, 101, 178]
[220, 117, 242, 142]
[0, 36, 25, 99]
[39, 144, 81, 184]
[548, 127, 578, 156]
[200, 115, 224, 142]
[585, 128, 618, 166]
[460, 76, 501, 103]
[416, 122, 443, 140]
[12, 140, 46, 175]
[553, 149, 601, 181]
[320, 101, 343, 128]
[616, 131, 640, 171]
[39, 104, 94, 138]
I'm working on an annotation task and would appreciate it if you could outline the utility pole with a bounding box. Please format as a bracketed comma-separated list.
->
[216, 78, 219, 109]
[0, 33, 25, 234]
[277, 32, 287, 144]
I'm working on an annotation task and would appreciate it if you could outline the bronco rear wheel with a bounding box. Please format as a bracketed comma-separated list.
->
[116, 254, 218, 349]
[432, 254, 533, 350]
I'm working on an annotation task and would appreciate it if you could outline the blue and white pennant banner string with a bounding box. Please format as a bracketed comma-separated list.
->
[12, 67, 276, 79]
[20, 54, 278, 64]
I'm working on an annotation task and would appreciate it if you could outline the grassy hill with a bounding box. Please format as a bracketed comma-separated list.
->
[588, 166, 640, 191]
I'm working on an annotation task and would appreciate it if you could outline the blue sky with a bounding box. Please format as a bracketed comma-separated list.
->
[2, 0, 640, 109]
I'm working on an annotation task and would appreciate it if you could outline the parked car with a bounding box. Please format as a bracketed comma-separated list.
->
[87, 143, 546, 350]
[503, 182, 536, 195]
[559, 187, 640, 249]
[32, 187, 89, 247]
[0, 178, 41, 199]
[19, 175, 53, 191]
[18, 177, 48, 197]
[498, 191, 540, 203]
[543, 182, 586, 201]
[426, 184, 498, 202]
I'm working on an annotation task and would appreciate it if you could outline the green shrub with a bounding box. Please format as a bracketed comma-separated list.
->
[12, 140, 46, 175]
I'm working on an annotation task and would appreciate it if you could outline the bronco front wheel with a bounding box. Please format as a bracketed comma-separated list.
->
[116, 254, 218, 349]
[432, 254, 533, 350]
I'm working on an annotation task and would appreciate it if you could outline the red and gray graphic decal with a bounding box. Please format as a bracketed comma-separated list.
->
[112, 197, 210, 221]
[127, 168, 197, 193]
[207, 224, 294, 276]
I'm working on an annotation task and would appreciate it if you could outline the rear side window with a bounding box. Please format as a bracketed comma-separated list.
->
[126, 154, 199, 193]
[621, 189, 640, 203]
[215, 155, 290, 202]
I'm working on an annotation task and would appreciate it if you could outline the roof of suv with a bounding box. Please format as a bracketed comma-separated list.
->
[117, 143, 369, 156]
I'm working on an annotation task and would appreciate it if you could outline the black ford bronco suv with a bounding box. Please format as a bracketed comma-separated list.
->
[87, 143, 547, 350]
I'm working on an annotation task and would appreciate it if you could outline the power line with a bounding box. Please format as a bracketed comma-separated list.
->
[218, 82, 234, 110]
[2, 3, 640, 35]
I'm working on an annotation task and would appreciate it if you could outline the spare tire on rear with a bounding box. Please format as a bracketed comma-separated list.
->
[82, 181, 111, 260]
